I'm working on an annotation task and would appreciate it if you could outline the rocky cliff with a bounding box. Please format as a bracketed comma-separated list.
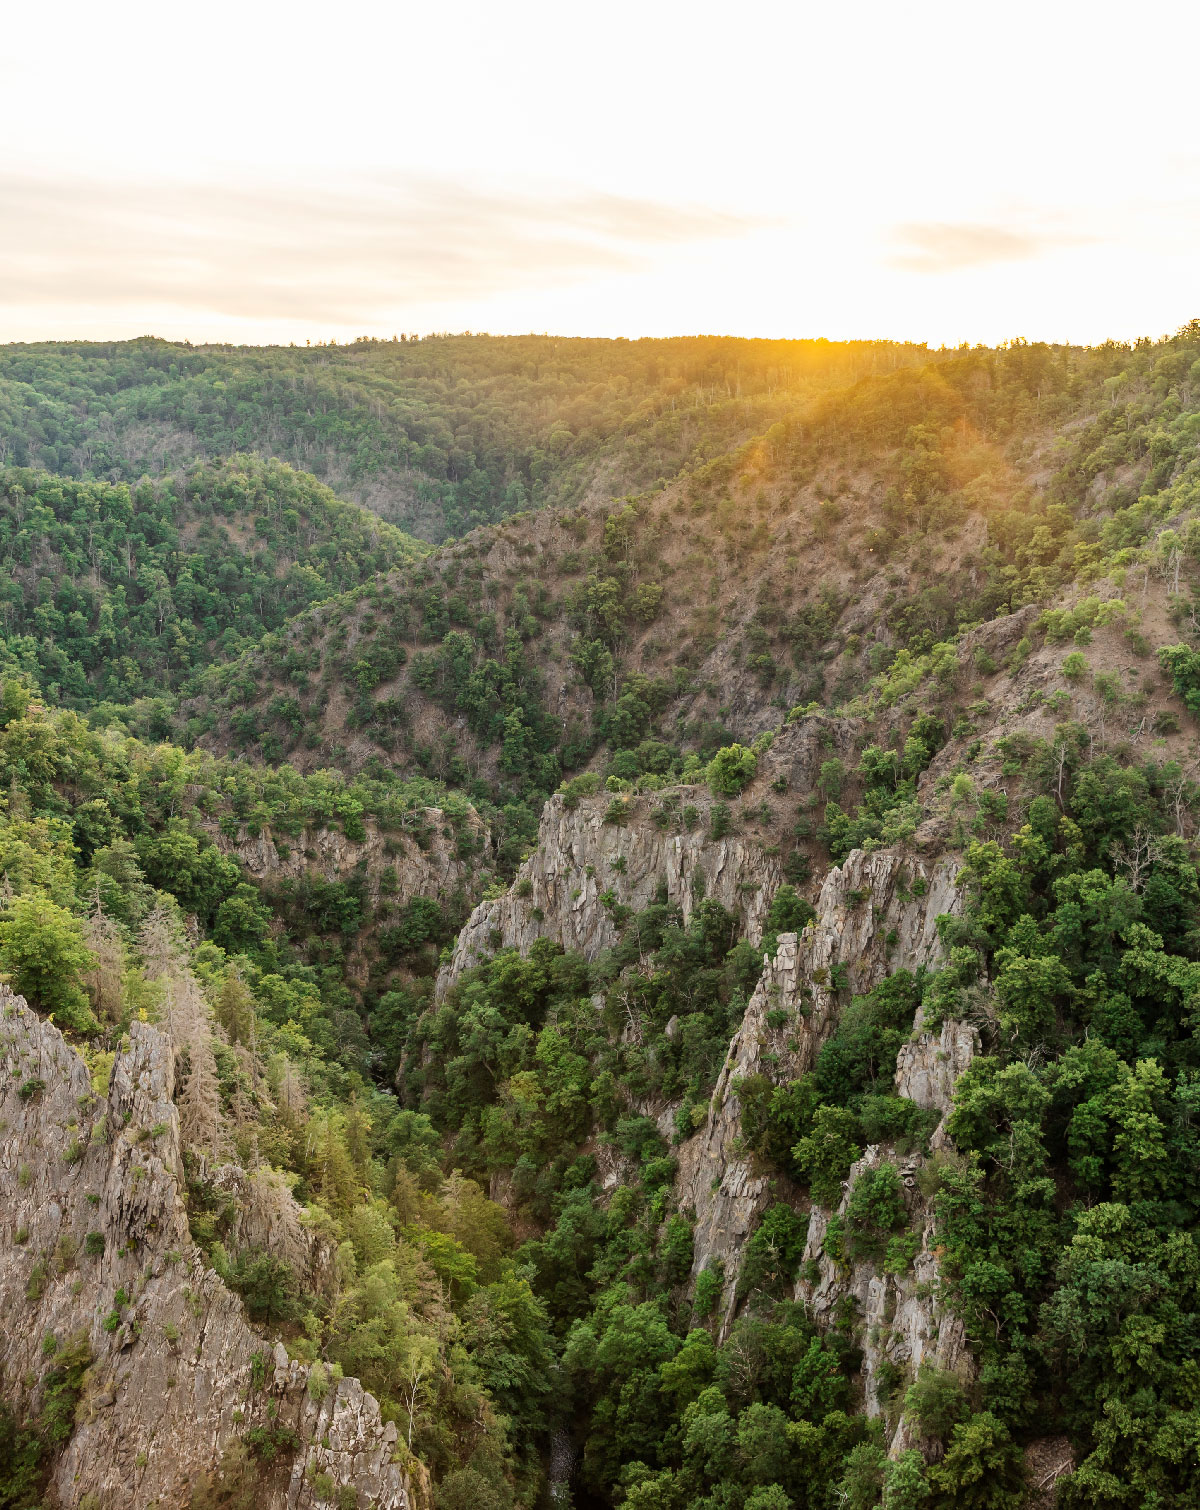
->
[436, 789, 784, 997]
[674, 848, 962, 1335]
[795, 943, 980, 1450]
[210, 807, 486, 987]
[435, 715, 861, 999]
[217, 810, 484, 904]
[797, 1143, 974, 1452]
[0, 992, 415, 1510]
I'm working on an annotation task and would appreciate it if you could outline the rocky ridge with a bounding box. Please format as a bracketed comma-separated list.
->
[791, 890, 981, 1451]
[674, 847, 963, 1334]
[797, 1142, 974, 1455]
[436, 789, 784, 998]
[0, 991, 415, 1510]
[210, 808, 486, 987]
[215, 811, 484, 902]
[435, 714, 860, 998]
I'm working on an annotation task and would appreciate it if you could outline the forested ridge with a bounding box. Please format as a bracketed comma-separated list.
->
[0, 334, 934, 540]
[0, 454, 423, 712]
[5, 326, 1200, 1509]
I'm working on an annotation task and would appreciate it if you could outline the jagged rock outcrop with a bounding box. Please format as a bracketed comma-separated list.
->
[208, 1162, 337, 1294]
[797, 1144, 973, 1452]
[894, 1009, 979, 1146]
[794, 987, 980, 1450]
[215, 810, 484, 903]
[758, 714, 858, 794]
[209, 808, 485, 988]
[0, 991, 413, 1510]
[436, 789, 783, 997]
[674, 848, 961, 1334]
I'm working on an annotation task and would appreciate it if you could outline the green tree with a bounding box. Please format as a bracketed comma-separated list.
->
[708, 744, 758, 797]
[0, 892, 97, 1033]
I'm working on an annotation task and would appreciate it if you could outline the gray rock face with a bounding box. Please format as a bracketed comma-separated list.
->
[795, 978, 980, 1450]
[759, 715, 858, 794]
[674, 848, 962, 1333]
[208, 1162, 337, 1295]
[436, 790, 783, 997]
[797, 1144, 973, 1452]
[0, 992, 412, 1510]
[217, 809, 482, 903]
[894, 1009, 979, 1146]
[212, 808, 485, 989]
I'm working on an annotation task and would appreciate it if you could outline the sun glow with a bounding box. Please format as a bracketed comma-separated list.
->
[2, 0, 1198, 346]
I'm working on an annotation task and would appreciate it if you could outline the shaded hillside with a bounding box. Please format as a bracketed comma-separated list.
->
[0, 454, 424, 710]
[0, 333, 938, 539]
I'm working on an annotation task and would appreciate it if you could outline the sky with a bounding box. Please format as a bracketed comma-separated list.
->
[2, 0, 1199, 349]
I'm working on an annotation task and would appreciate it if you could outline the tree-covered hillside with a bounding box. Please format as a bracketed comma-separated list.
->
[8, 324, 1200, 1510]
[0, 334, 936, 539]
[0, 454, 423, 711]
[185, 330, 1200, 813]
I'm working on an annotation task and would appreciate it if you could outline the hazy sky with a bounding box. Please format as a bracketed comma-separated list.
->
[3, 0, 1198, 347]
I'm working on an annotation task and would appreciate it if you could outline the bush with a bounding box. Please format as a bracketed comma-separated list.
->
[794, 1105, 863, 1206]
[0, 1406, 44, 1506]
[693, 1261, 725, 1318]
[1159, 643, 1200, 713]
[843, 1162, 907, 1260]
[40, 1332, 92, 1443]
[223, 1249, 301, 1325]
[707, 744, 758, 797]
[559, 772, 601, 809]
[737, 1203, 808, 1300]
[904, 1365, 969, 1442]
[0, 894, 98, 1034]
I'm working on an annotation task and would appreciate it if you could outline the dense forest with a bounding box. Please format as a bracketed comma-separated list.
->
[0, 455, 423, 710]
[4, 327, 1200, 1510]
[0, 335, 935, 539]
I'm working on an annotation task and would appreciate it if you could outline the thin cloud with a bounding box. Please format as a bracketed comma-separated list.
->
[0, 171, 763, 326]
[888, 220, 1087, 274]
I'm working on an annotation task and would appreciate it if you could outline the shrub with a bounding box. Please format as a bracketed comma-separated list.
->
[844, 1163, 907, 1261]
[1159, 643, 1200, 713]
[903, 1364, 969, 1441]
[40, 1332, 92, 1443]
[693, 1261, 725, 1319]
[737, 1203, 808, 1300]
[308, 1361, 330, 1402]
[708, 744, 758, 797]
[559, 772, 601, 809]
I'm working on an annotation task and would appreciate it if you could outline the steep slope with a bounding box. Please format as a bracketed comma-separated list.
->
[0, 993, 416, 1510]
[9, 323, 1200, 1508]
[676, 847, 962, 1333]
[184, 331, 1180, 807]
[437, 788, 783, 997]
[0, 693, 526, 1509]
[398, 494, 1200, 1504]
